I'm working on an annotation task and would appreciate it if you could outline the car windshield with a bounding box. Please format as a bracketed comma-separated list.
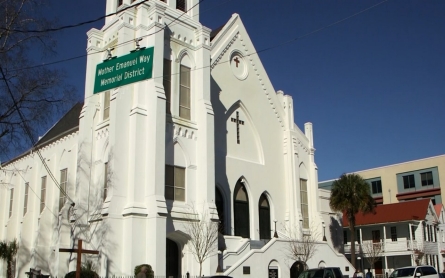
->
[299, 269, 325, 278]
[392, 268, 416, 277]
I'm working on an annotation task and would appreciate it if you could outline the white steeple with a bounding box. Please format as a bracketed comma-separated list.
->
[105, 0, 201, 24]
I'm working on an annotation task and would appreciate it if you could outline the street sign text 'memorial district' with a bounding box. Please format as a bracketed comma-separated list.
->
[94, 47, 154, 94]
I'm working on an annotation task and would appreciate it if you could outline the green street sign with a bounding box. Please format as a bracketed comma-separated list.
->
[93, 47, 154, 94]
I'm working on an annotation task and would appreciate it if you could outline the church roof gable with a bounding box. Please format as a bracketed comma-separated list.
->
[210, 14, 286, 131]
[210, 24, 225, 41]
[34, 102, 83, 148]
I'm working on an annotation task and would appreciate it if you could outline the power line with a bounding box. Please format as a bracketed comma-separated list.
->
[2, 0, 230, 34]
[8, 0, 206, 73]
[78, 0, 390, 104]
[2, 0, 390, 172]
[0, 0, 151, 33]
[0, 65, 74, 204]
[0, 148, 101, 253]
[1, 0, 206, 196]
[1, 1, 211, 209]
[9, 0, 388, 75]
[256, 0, 389, 56]
[0, 148, 59, 219]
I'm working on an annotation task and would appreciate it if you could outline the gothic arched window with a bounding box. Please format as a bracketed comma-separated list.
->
[259, 194, 271, 240]
[234, 180, 249, 238]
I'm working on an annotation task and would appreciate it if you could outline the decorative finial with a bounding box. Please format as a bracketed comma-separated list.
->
[105, 47, 116, 61]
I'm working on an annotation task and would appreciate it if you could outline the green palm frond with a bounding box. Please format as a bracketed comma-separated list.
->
[329, 173, 375, 268]
[330, 173, 375, 217]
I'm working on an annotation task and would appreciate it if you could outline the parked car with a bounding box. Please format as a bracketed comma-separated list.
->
[298, 267, 344, 278]
[389, 266, 439, 278]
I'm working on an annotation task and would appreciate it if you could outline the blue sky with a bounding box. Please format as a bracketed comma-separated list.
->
[42, 0, 445, 181]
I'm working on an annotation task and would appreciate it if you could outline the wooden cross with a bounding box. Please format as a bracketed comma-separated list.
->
[233, 57, 240, 67]
[231, 111, 244, 144]
[59, 239, 99, 278]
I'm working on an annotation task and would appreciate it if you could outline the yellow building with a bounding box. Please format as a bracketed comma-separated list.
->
[319, 155, 445, 273]
[320, 154, 445, 205]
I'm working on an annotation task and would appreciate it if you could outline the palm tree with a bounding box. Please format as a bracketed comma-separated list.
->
[329, 173, 375, 268]
[0, 239, 19, 278]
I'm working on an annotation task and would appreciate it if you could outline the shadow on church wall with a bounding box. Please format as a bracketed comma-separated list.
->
[211, 76, 233, 238]
[68, 141, 116, 275]
[329, 216, 344, 253]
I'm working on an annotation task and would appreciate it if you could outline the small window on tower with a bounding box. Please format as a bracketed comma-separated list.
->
[163, 59, 171, 114]
[176, 0, 186, 12]
[179, 65, 191, 120]
[118, 0, 123, 7]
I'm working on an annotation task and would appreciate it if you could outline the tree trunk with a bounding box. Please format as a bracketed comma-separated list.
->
[349, 222, 356, 269]
[199, 262, 202, 277]
[7, 260, 12, 278]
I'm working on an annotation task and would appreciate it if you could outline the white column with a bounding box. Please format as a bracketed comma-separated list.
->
[383, 225, 386, 249]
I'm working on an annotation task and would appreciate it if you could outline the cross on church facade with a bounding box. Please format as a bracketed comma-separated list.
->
[59, 239, 99, 278]
[231, 111, 244, 144]
[233, 57, 240, 67]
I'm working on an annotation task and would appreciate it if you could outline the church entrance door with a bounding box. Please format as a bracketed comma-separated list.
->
[166, 238, 180, 278]
[290, 261, 306, 278]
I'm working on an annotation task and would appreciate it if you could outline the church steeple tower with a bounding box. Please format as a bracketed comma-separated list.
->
[105, 0, 201, 24]
[78, 0, 212, 276]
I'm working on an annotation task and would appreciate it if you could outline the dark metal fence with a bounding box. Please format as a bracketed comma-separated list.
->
[45, 274, 199, 278]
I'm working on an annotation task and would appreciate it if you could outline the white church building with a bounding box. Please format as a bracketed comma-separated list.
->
[0, 0, 353, 277]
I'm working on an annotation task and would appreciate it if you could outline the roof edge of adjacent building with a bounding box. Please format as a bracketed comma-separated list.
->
[320, 154, 445, 183]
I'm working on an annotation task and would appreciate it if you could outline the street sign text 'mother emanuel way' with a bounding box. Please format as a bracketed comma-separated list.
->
[94, 47, 154, 94]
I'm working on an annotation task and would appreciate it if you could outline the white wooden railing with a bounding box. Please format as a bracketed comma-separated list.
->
[344, 239, 424, 254]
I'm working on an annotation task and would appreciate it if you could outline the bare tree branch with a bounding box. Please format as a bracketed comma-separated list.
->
[184, 204, 219, 277]
[0, 0, 75, 160]
[285, 223, 321, 267]
[361, 240, 383, 270]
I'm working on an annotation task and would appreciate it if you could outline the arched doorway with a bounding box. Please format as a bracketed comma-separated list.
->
[259, 194, 271, 240]
[166, 238, 180, 278]
[290, 261, 306, 278]
[215, 187, 225, 234]
[234, 180, 250, 238]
